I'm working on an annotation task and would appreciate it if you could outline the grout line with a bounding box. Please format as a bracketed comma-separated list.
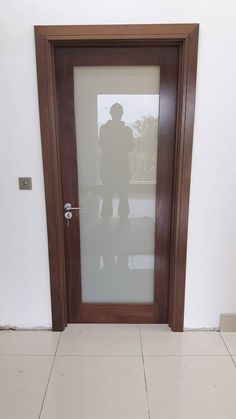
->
[54, 332, 62, 356]
[51, 353, 231, 357]
[0, 354, 64, 357]
[38, 332, 62, 419]
[139, 325, 151, 419]
[54, 354, 142, 357]
[219, 333, 236, 368]
[0, 353, 143, 357]
[129, 354, 232, 357]
[0, 353, 232, 357]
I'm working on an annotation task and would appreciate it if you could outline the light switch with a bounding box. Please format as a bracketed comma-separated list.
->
[19, 177, 32, 190]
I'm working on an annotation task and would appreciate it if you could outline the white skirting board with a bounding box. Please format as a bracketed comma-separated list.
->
[220, 314, 236, 332]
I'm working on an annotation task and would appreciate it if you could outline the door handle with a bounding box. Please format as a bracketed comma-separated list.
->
[64, 203, 83, 211]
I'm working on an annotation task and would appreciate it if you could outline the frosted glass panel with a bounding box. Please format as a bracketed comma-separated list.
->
[74, 66, 160, 303]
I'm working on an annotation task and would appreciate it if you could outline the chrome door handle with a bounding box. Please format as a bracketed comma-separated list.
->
[64, 203, 83, 211]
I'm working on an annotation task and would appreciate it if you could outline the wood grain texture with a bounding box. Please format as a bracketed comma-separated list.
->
[54, 45, 178, 325]
[34, 24, 199, 332]
[34, 29, 67, 331]
[168, 26, 199, 331]
[78, 304, 158, 324]
[36, 24, 197, 40]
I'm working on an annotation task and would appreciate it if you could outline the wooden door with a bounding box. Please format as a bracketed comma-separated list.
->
[54, 44, 179, 323]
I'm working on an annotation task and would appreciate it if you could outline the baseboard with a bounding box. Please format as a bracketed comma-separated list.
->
[0, 325, 52, 331]
[220, 314, 236, 332]
[184, 327, 219, 332]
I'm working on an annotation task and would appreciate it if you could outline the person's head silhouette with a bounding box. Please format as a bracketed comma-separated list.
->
[110, 103, 123, 122]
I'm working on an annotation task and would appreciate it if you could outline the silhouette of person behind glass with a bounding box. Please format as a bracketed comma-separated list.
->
[99, 103, 134, 223]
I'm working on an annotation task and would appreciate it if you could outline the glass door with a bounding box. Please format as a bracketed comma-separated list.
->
[55, 45, 178, 323]
[74, 66, 160, 304]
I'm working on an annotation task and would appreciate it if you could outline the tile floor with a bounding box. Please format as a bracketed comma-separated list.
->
[0, 325, 236, 419]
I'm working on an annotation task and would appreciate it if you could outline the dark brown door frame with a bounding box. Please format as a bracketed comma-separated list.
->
[34, 24, 199, 332]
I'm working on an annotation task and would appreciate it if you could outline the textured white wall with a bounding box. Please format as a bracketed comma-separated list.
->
[0, 0, 236, 328]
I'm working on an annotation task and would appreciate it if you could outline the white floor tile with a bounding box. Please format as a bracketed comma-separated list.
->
[40, 356, 149, 419]
[0, 331, 60, 355]
[221, 333, 236, 355]
[140, 325, 228, 355]
[57, 324, 142, 355]
[144, 355, 236, 419]
[0, 355, 53, 419]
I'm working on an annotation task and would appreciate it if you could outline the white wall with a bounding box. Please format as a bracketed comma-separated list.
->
[0, 0, 236, 329]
